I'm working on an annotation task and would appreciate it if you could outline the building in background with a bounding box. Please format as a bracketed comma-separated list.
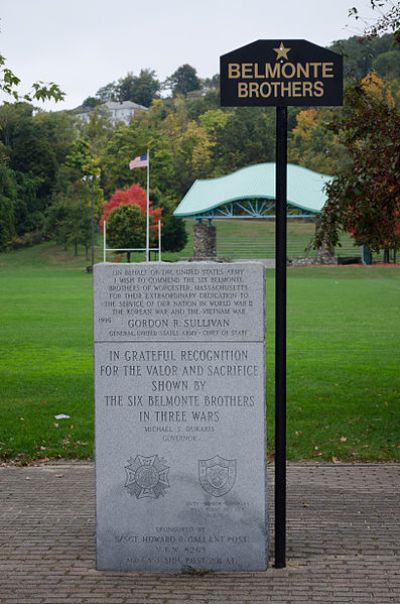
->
[74, 100, 148, 124]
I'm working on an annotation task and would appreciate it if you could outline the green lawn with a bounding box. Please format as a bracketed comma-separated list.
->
[0, 241, 399, 462]
[180, 219, 364, 260]
[109, 219, 364, 262]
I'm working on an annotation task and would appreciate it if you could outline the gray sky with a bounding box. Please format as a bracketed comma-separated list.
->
[1, 0, 379, 111]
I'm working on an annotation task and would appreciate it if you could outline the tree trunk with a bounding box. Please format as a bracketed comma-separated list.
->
[383, 248, 390, 263]
[74, 240, 78, 256]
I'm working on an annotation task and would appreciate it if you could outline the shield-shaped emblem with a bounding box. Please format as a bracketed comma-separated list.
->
[198, 455, 237, 497]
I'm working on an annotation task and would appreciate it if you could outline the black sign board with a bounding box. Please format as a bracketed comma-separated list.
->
[220, 39, 343, 107]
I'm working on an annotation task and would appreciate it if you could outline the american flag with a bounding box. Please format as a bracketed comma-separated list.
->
[129, 152, 148, 170]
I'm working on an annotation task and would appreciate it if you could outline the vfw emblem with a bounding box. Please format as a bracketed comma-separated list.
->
[198, 455, 237, 497]
[124, 455, 170, 500]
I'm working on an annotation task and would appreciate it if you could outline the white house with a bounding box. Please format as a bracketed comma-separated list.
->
[75, 100, 148, 124]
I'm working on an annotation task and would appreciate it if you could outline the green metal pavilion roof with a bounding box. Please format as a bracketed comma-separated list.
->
[173, 163, 332, 218]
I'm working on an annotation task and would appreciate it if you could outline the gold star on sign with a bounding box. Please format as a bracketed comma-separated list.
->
[274, 42, 291, 61]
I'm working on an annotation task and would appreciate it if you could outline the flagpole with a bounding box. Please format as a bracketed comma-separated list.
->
[158, 220, 161, 262]
[103, 221, 106, 262]
[146, 148, 150, 262]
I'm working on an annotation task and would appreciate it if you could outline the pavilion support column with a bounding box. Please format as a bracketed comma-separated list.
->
[193, 221, 216, 259]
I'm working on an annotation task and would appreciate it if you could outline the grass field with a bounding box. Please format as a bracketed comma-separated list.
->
[109, 219, 365, 262]
[212, 219, 361, 259]
[0, 237, 399, 463]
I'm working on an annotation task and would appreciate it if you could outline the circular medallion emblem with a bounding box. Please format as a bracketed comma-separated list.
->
[124, 454, 170, 499]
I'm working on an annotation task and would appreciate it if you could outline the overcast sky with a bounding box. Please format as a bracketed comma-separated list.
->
[1, 0, 379, 111]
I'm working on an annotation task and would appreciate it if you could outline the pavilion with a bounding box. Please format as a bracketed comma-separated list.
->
[173, 163, 332, 258]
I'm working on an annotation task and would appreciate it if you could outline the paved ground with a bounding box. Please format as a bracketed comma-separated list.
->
[0, 462, 398, 604]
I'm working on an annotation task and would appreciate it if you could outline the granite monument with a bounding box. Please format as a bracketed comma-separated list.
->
[94, 261, 267, 571]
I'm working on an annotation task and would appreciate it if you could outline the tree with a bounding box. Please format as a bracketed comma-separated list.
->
[101, 184, 162, 261]
[0, 103, 75, 240]
[201, 74, 220, 90]
[82, 96, 101, 109]
[115, 69, 160, 106]
[45, 188, 94, 257]
[115, 72, 135, 102]
[214, 107, 276, 173]
[95, 70, 160, 107]
[106, 204, 146, 262]
[288, 107, 346, 175]
[166, 64, 201, 96]
[315, 74, 400, 258]
[160, 212, 187, 252]
[0, 163, 16, 248]
[66, 137, 100, 177]
[328, 33, 398, 80]
[159, 97, 215, 194]
[77, 110, 114, 160]
[129, 69, 160, 106]
[96, 82, 117, 102]
[43, 135, 104, 262]
[373, 49, 400, 79]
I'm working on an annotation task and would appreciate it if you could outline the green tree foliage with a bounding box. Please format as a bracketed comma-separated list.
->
[373, 49, 400, 78]
[115, 73, 136, 103]
[185, 89, 220, 120]
[10, 110, 58, 200]
[0, 104, 75, 242]
[57, 138, 103, 252]
[166, 64, 201, 96]
[99, 98, 278, 199]
[214, 107, 276, 173]
[77, 110, 114, 159]
[0, 163, 16, 247]
[160, 212, 187, 252]
[315, 74, 400, 256]
[100, 119, 152, 196]
[3, 29, 400, 257]
[201, 74, 220, 90]
[329, 33, 397, 79]
[45, 187, 94, 257]
[288, 108, 347, 175]
[106, 204, 146, 262]
[95, 81, 117, 102]
[116, 69, 160, 106]
[95, 70, 160, 107]
[66, 137, 100, 177]
[82, 96, 101, 109]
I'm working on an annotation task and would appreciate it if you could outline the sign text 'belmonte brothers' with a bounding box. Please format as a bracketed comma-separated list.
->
[220, 39, 343, 106]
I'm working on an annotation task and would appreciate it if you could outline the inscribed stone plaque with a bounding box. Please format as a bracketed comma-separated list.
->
[94, 262, 267, 571]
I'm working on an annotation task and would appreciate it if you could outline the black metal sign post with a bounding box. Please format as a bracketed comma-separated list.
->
[220, 39, 343, 569]
[275, 105, 287, 568]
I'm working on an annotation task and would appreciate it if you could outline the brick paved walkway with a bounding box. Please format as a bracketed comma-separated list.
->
[0, 462, 398, 604]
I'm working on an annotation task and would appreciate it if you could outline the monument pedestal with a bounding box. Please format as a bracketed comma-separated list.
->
[94, 262, 268, 571]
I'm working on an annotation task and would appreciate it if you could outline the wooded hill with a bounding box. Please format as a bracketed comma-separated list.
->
[1, 33, 399, 254]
